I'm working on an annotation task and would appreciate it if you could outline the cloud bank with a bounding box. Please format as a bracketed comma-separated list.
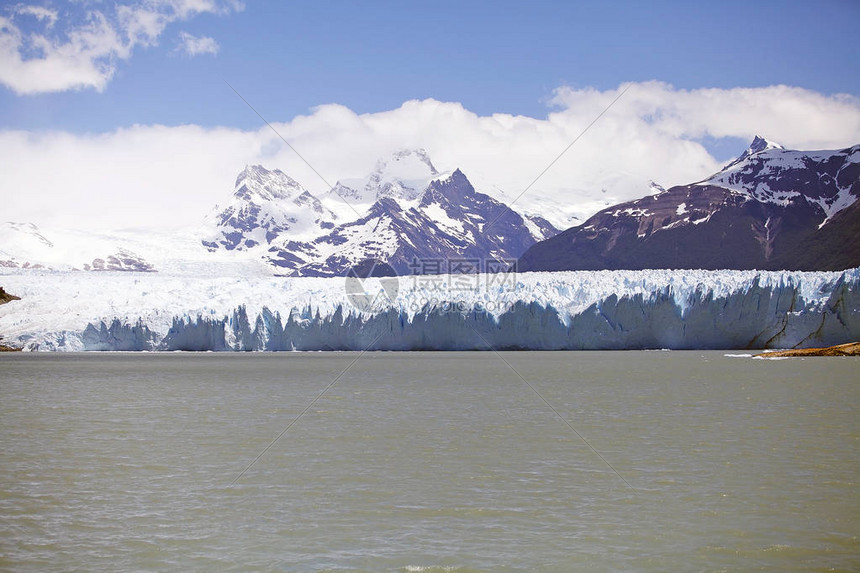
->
[0, 0, 240, 94]
[3, 82, 859, 232]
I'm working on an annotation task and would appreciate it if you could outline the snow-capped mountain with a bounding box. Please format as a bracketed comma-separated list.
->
[0, 149, 558, 277]
[202, 164, 338, 251]
[268, 170, 552, 276]
[0, 222, 156, 272]
[518, 137, 860, 272]
[325, 148, 442, 212]
[0, 221, 281, 276]
[4, 140, 860, 352]
[0, 222, 54, 269]
[202, 149, 559, 276]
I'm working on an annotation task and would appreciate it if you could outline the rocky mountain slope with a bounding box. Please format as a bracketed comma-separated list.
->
[518, 137, 860, 272]
[204, 149, 559, 276]
[269, 169, 550, 276]
[202, 164, 338, 251]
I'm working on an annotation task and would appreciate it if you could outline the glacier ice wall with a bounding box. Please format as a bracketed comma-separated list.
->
[1, 268, 858, 351]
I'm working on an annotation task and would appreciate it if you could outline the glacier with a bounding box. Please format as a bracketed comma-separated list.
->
[0, 268, 858, 351]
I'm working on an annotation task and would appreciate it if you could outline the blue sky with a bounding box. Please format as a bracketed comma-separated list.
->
[2, 0, 860, 231]
[2, 1, 859, 133]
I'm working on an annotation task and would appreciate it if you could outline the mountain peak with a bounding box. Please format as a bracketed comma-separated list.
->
[329, 148, 443, 207]
[371, 148, 439, 181]
[519, 140, 860, 273]
[236, 164, 269, 185]
[234, 164, 303, 202]
[204, 164, 336, 251]
[747, 135, 784, 155]
[717, 136, 786, 173]
[389, 148, 438, 175]
[649, 181, 666, 195]
[416, 169, 481, 213]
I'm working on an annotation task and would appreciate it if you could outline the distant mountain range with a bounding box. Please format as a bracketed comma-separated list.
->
[2, 140, 858, 275]
[0, 149, 559, 275]
[518, 137, 860, 272]
[202, 149, 558, 276]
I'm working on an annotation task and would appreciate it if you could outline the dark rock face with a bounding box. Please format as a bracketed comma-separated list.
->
[0, 286, 20, 304]
[519, 140, 860, 272]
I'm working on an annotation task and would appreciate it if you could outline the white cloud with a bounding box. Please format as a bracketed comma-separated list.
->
[176, 31, 219, 56]
[0, 125, 264, 231]
[12, 4, 57, 27]
[0, 1, 240, 94]
[551, 81, 860, 151]
[0, 11, 121, 93]
[2, 82, 859, 232]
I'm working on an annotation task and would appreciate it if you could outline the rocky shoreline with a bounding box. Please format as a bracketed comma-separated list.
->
[0, 286, 21, 351]
[758, 342, 860, 357]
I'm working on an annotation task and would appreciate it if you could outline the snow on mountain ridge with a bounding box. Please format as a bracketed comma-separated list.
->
[517, 137, 860, 273]
[199, 152, 559, 275]
[3, 222, 54, 249]
[234, 164, 305, 201]
[203, 164, 338, 250]
[746, 135, 785, 155]
[0, 222, 158, 272]
[1, 149, 559, 277]
[268, 170, 543, 276]
[698, 140, 860, 220]
[323, 148, 445, 214]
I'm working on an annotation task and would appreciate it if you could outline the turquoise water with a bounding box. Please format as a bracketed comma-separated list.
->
[1, 351, 858, 571]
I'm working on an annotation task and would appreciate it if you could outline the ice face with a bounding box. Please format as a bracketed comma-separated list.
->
[1, 267, 857, 351]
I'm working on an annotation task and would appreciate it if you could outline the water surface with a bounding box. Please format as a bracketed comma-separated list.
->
[1, 352, 858, 571]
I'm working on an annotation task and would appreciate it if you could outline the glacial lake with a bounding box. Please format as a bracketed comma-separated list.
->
[1, 351, 858, 572]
